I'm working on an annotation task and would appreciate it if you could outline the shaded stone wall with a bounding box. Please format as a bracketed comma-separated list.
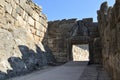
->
[0, 0, 55, 79]
[48, 18, 101, 64]
[48, 19, 77, 62]
[97, 1, 120, 80]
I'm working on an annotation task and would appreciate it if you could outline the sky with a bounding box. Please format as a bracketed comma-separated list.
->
[32, 0, 115, 22]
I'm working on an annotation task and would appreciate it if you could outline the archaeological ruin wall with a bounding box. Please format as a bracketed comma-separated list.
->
[47, 19, 78, 62]
[0, 0, 55, 79]
[47, 18, 102, 64]
[97, 1, 120, 80]
[1, 0, 119, 79]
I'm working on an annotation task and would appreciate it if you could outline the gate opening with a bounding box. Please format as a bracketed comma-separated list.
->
[72, 44, 89, 61]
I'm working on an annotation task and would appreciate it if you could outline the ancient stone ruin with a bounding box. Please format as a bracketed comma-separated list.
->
[0, 0, 119, 80]
[48, 18, 101, 64]
[0, 0, 54, 79]
[97, 1, 120, 80]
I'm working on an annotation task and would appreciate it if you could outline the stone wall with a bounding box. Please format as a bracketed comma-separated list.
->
[0, 0, 112, 79]
[97, 1, 120, 80]
[0, 0, 55, 79]
[48, 19, 77, 62]
[48, 18, 101, 64]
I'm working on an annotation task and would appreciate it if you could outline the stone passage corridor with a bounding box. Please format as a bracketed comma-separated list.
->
[8, 61, 111, 80]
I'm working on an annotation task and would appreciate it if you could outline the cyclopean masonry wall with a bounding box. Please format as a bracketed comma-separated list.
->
[48, 19, 77, 62]
[48, 18, 102, 64]
[1, 0, 119, 79]
[97, 1, 120, 80]
[0, 0, 55, 79]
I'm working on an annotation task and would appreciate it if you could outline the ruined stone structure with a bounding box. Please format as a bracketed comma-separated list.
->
[97, 1, 120, 80]
[0, 0, 119, 80]
[0, 0, 55, 79]
[48, 18, 101, 64]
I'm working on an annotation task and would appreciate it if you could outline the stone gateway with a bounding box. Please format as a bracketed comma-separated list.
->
[0, 0, 119, 80]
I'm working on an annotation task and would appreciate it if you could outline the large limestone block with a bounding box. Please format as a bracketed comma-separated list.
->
[11, 9, 17, 19]
[0, 0, 6, 7]
[5, 13, 15, 25]
[11, 0, 16, 9]
[5, 3, 13, 14]
[40, 17, 48, 28]
[16, 6, 24, 16]
[35, 21, 42, 30]
[0, 29, 15, 57]
[34, 35, 40, 43]
[0, 29, 15, 73]
[40, 32, 45, 37]
[12, 27, 34, 45]
[30, 27, 36, 34]
[28, 16, 34, 27]
[0, 6, 5, 18]
[32, 11, 39, 21]
[19, 0, 27, 5]
[36, 30, 41, 36]
[15, 15, 26, 27]
[24, 4, 34, 17]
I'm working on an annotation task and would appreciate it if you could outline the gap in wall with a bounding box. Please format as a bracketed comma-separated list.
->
[72, 44, 89, 61]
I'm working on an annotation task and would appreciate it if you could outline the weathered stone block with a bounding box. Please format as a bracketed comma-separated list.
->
[40, 25, 46, 32]
[36, 30, 41, 36]
[0, 6, 5, 18]
[0, 0, 6, 7]
[40, 32, 45, 37]
[5, 3, 13, 14]
[24, 4, 34, 16]
[11, 0, 16, 9]
[19, 0, 27, 5]
[28, 16, 34, 27]
[0, 28, 15, 61]
[11, 9, 17, 19]
[16, 15, 26, 27]
[40, 17, 48, 27]
[32, 11, 39, 21]
[35, 21, 42, 30]
[30, 27, 36, 34]
[34, 35, 40, 42]
[5, 13, 14, 25]
[23, 12, 28, 21]
[16, 6, 24, 16]
[39, 37, 43, 42]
